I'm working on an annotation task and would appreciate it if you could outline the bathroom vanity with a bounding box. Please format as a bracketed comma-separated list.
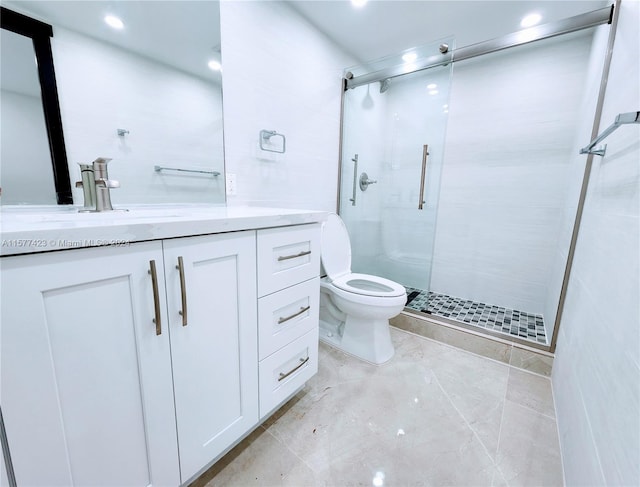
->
[0, 205, 325, 486]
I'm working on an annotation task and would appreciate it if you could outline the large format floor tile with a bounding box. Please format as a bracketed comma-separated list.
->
[195, 328, 562, 486]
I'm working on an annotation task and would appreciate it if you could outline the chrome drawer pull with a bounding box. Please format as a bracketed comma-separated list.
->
[148, 260, 162, 336]
[278, 357, 309, 382]
[277, 250, 311, 261]
[278, 305, 311, 324]
[176, 256, 188, 326]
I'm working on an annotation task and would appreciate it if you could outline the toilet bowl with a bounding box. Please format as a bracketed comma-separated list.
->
[319, 213, 407, 364]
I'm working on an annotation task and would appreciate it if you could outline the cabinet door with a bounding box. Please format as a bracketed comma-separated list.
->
[0, 243, 180, 486]
[163, 231, 258, 482]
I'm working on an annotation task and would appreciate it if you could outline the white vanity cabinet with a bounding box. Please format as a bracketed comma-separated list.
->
[162, 232, 258, 482]
[256, 224, 321, 418]
[0, 242, 181, 486]
[0, 209, 324, 486]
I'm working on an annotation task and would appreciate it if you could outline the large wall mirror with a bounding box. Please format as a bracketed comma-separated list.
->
[2, 1, 225, 206]
[1, 7, 73, 204]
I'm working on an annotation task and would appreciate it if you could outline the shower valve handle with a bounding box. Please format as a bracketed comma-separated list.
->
[359, 172, 377, 191]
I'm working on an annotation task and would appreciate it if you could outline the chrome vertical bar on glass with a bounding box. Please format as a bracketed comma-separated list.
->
[349, 154, 358, 206]
[551, 0, 621, 354]
[418, 145, 429, 210]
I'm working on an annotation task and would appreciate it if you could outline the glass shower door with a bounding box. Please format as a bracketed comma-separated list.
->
[339, 58, 452, 292]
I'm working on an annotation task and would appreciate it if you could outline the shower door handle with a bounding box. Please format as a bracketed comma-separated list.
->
[349, 154, 358, 206]
[418, 145, 429, 210]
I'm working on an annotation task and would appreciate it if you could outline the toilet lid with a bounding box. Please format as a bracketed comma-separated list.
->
[321, 213, 351, 280]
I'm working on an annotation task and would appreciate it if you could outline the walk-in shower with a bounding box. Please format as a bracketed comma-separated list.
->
[337, 6, 615, 350]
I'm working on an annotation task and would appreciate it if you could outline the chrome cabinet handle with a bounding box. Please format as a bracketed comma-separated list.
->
[176, 256, 188, 326]
[418, 144, 429, 210]
[148, 260, 162, 335]
[278, 305, 311, 324]
[278, 357, 309, 382]
[349, 154, 358, 206]
[277, 250, 311, 261]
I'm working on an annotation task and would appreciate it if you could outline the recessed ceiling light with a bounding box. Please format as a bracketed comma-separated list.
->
[429, 90, 439, 95]
[520, 13, 542, 28]
[402, 52, 417, 63]
[427, 83, 437, 89]
[208, 60, 222, 71]
[352, 0, 368, 8]
[104, 15, 124, 30]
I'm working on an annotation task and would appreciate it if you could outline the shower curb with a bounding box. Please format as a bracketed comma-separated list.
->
[391, 311, 554, 377]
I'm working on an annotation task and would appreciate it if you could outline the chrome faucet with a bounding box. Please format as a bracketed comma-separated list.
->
[92, 157, 119, 212]
[75, 157, 120, 212]
[76, 163, 97, 212]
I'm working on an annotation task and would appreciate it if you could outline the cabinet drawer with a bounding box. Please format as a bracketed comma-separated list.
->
[258, 328, 319, 419]
[258, 277, 320, 360]
[257, 224, 321, 297]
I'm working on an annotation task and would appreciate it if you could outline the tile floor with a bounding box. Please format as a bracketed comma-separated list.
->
[405, 288, 548, 344]
[194, 328, 563, 486]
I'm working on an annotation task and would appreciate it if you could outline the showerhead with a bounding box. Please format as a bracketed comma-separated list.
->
[379, 78, 390, 93]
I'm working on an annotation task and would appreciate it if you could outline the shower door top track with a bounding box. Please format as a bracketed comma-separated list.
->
[345, 5, 613, 90]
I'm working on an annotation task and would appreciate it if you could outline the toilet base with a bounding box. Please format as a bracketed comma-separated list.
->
[319, 316, 395, 365]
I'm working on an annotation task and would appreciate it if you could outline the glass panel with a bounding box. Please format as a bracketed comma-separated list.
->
[339, 39, 454, 292]
[425, 28, 598, 345]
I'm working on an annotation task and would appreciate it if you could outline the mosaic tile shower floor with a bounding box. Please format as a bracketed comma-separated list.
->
[405, 287, 548, 344]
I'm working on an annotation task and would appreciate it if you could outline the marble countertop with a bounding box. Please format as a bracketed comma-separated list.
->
[0, 204, 328, 256]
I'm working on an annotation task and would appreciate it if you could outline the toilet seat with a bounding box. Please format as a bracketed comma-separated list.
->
[332, 273, 406, 297]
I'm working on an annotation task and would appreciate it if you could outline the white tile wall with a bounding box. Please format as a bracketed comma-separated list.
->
[219, 0, 354, 211]
[543, 24, 611, 337]
[53, 29, 225, 205]
[553, 1, 640, 485]
[0, 91, 57, 204]
[430, 31, 595, 318]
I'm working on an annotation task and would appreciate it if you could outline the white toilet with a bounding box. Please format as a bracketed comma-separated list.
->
[319, 213, 407, 364]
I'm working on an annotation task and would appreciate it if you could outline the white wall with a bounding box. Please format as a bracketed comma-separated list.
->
[543, 24, 610, 338]
[219, 0, 354, 211]
[0, 90, 57, 204]
[52, 28, 225, 206]
[553, 1, 640, 485]
[429, 31, 594, 320]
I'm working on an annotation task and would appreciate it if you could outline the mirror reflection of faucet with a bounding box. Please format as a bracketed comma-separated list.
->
[358, 172, 377, 191]
[75, 157, 127, 212]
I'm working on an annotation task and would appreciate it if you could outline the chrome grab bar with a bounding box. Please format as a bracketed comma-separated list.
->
[278, 357, 309, 382]
[580, 111, 640, 156]
[418, 144, 429, 210]
[349, 154, 358, 206]
[154, 165, 220, 176]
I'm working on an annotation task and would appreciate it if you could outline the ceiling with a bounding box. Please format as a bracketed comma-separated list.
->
[1, 0, 608, 89]
[2, 1, 221, 83]
[289, 0, 609, 63]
